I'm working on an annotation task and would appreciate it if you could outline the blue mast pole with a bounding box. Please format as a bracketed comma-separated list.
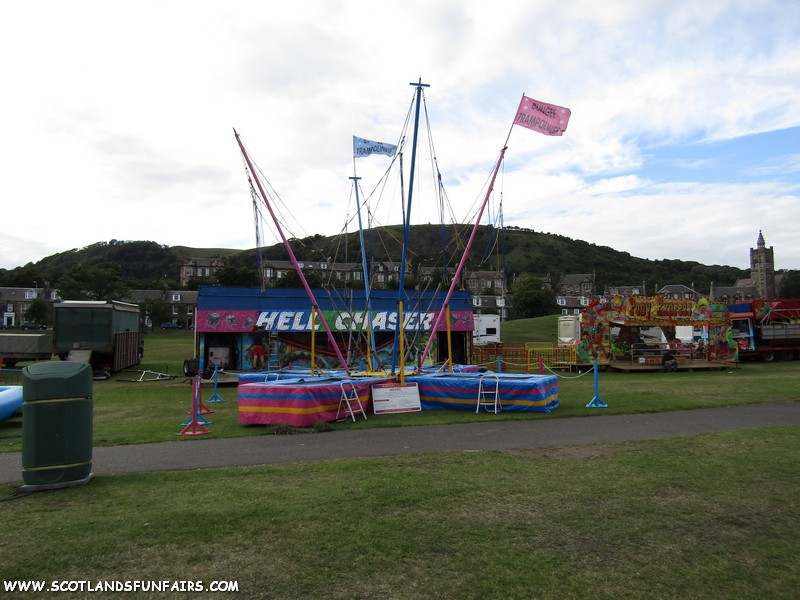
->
[391, 78, 429, 375]
[351, 176, 379, 370]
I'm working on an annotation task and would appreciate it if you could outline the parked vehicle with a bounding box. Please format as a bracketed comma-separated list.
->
[727, 299, 800, 361]
[473, 314, 501, 345]
[557, 315, 580, 345]
[160, 322, 181, 330]
[0, 333, 53, 367]
[53, 300, 144, 374]
[20, 322, 47, 330]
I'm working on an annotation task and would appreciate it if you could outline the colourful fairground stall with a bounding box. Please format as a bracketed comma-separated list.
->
[185, 286, 475, 376]
[577, 295, 737, 371]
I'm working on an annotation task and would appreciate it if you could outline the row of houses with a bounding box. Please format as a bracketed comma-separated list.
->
[2, 232, 781, 328]
[0, 277, 764, 331]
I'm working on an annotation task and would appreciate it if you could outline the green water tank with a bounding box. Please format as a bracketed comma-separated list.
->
[21, 361, 93, 490]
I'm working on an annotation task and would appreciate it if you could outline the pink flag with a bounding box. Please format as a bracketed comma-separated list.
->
[514, 95, 571, 136]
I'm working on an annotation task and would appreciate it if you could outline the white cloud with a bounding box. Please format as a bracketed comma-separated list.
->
[1, 0, 799, 274]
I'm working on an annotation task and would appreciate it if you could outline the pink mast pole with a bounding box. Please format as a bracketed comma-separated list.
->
[418, 146, 508, 368]
[234, 129, 351, 375]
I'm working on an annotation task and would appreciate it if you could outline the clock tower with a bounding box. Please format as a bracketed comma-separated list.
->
[749, 230, 776, 300]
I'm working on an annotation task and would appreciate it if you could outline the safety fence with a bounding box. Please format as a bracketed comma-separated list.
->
[472, 344, 581, 374]
[0, 368, 23, 386]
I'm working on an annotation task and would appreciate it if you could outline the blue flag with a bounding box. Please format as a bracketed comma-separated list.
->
[353, 136, 397, 158]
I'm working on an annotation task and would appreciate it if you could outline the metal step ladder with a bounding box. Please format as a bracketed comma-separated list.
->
[265, 335, 280, 370]
[476, 374, 501, 414]
[336, 380, 368, 422]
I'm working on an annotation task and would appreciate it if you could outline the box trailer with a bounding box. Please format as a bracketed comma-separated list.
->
[53, 300, 143, 375]
[0, 333, 53, 367]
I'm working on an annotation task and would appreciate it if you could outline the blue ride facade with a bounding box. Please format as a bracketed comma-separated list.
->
[192, 286, 475, 374]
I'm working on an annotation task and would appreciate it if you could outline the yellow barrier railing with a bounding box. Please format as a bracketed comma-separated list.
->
[525, 345, 576, 371]
[471, 344, 579, 373]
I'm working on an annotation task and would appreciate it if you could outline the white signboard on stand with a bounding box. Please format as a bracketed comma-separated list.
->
[371, 382, 421, 414]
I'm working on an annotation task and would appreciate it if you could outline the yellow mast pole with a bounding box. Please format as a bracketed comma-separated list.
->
[398, 301, 405, 385]
[310, 306, 317, 378]
[446, 304, 453, 373]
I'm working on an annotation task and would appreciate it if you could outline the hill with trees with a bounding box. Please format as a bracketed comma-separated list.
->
[0, 226, 757, 299]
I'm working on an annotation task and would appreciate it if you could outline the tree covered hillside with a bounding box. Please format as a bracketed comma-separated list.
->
[0, 226, 749, 296]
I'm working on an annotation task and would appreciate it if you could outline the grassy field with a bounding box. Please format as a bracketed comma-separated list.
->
[1, 326, 799, 598]
[498, 313, 562, 345]
[2, 328, 798, 451]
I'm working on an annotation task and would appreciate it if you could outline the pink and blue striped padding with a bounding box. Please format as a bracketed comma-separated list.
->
[412, 373, 559, 413]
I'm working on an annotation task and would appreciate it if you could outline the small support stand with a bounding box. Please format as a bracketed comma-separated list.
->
[126, 368, 175, 382]
[178, 374, 212, 436]
[585, 357, 608, 408]
[206, 365, 225, 403]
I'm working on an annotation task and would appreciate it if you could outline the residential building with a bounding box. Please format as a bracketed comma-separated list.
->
[460, 269, 511, 319]
[125, 289, 199, 330]
[462, 270, 506, 295]
[602, 283, 646, 299]
[656, 284, 701, 300]
[708, 283, 757, 304]
[180, 258, 225, 287]
[261, 260, 364, 287]
[0, 285, 60, 328]
[472, 293, 512, 321]
[555, 273, 594, 315]
[555, 294, 591, 315]
[555, 273, 595, 296]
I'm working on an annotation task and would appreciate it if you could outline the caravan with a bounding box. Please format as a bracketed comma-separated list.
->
[472, 314, 501, 345]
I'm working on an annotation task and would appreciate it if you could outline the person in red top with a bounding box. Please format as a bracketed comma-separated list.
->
[251, 325, 266, 369]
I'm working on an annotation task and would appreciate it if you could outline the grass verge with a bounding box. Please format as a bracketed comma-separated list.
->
[1, 427, 798, 598]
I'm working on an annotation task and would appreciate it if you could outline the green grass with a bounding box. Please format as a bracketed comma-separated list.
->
[1, 428, 798, 598]
[2, 328, 799, 452]
[1, 328, 799, 598]
[499, 314, 562, 345]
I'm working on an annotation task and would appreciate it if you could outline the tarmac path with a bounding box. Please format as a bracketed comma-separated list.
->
[2, 401, 799, 484]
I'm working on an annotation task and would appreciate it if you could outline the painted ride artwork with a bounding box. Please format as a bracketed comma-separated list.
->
[573, 295, 736, 372]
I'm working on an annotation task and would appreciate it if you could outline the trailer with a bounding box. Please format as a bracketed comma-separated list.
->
[53, 300, 143, 375]
[557, 315, 580, 345]
[0, 333, 53, 367]
[473, 314, 501, 345]
[727, 299, 800, 361]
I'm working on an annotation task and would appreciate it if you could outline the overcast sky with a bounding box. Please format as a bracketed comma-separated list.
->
[2, 0, 798, 275]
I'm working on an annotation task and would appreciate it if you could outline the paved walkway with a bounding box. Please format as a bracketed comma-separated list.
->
[2, 402, 799, 484]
